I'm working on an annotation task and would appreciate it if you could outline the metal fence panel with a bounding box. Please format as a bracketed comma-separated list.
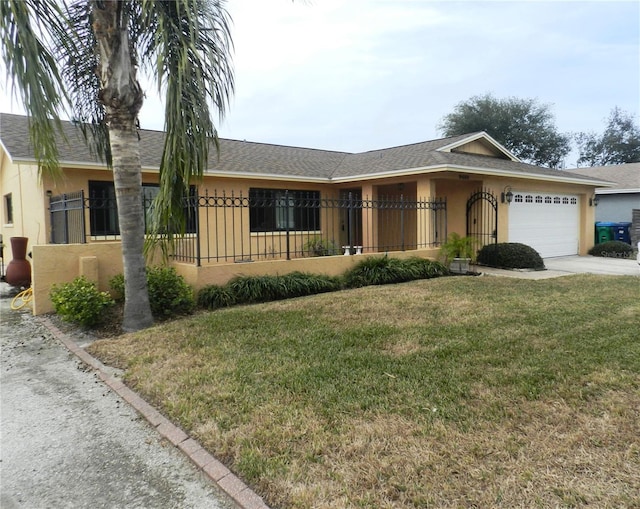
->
[50, 189, 447, 265]
[49, 191, 86, 244]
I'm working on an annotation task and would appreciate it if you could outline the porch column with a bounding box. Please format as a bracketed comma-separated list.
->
[416, 177, 436, 248]
[360, 182, 378, 251]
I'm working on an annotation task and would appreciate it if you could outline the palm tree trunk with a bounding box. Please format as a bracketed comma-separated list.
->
[108, 118, 154, 332]
[93, 0, 153, 331]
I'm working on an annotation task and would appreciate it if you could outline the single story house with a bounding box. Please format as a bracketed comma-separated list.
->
[1, 113, 610, 312]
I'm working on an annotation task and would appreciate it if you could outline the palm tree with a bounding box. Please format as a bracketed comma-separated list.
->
[1, 0, 234, 331]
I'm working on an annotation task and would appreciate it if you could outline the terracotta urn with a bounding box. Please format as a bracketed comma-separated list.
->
[5, 237, 31, 288]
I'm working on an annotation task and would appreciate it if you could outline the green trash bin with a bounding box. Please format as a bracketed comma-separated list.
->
[595, 222, 615, 244]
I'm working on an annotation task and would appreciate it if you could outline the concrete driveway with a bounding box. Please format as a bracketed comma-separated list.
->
[543, 255, 640, 277]
[477, 255, 640, 279]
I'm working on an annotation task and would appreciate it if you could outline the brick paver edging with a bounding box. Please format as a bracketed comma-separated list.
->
[39, 317, 271, 509]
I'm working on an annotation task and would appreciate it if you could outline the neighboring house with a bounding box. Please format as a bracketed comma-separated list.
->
[0, 113, 610, 312]
[565, 163, 640, 224]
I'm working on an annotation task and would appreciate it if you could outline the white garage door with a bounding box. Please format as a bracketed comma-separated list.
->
[508, 192, 580, 258]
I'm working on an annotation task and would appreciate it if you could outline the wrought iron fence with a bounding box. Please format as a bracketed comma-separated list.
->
[175, 190, 447, 265]
[50, 191, 86, 244]
[49, 189, 447, 265]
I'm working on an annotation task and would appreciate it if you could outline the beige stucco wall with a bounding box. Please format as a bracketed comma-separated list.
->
[31, 242, 125, 315]
[0, 157, 50, 248]
[173, 247, 440, 289]
[30, 241, 440, 315]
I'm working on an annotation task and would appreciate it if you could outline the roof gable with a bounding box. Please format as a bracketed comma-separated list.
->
[437, 131, 519, 161]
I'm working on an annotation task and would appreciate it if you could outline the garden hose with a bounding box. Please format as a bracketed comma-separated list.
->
[11, 287, 33, 310]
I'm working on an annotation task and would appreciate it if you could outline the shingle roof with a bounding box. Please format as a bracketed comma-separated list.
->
[0, 113, 606, 185]
[565, 164, 640, 190]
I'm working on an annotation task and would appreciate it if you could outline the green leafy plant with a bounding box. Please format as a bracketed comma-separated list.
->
[343, 256, 448, 288]
[303, 236, 339, 257]
[225, 272, 341, 305]
[438, 233, 478, 263]
[588, 240, 633, 258]
[197, 284, 237, 310]
[110, 266, 195, 319]
[50, 276, 114, 327]
[477, 243, 545, 270]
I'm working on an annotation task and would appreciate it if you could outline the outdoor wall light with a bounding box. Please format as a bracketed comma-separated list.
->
[501, 186, 513, 204]
[589, 195, 599, 207]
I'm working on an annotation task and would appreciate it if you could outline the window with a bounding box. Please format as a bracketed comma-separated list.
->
[88, 181, 196, 236]
[4, 193, 13, 224]
[570, 197, 577, 205]
[89, 181, 118, 235]
[562, 197, 569, 204]
[554, 197, 561, 204]
[545, 196, 552, 204]
[535, 196, 543, 203]
[142, 184, 197, 234]
[525, 195, 533, 203]
[249, 188, 320, 232]
[514, 194, 523, 203]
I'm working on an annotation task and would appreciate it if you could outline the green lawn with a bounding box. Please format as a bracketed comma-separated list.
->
[88, 274, 640, 508]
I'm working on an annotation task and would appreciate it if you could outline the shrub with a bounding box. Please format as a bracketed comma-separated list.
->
[279, 272, 341, 297]
[343, 256, 449, 288]
[439, 233, 478, 262]
[50, 276, 114, 327]
[197, 284, 236, 310]
[401, 257, 450, 279]
[303, 236, 339, 257]
[146, 266, 195, 318]
[226, 272, 341, 304]
[109, 266, 195, 319]
[477, 243, 545, 270]
[588, 241, 633, 258]
[109, 273, 125, 302]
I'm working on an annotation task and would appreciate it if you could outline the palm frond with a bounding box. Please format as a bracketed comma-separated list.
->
[60, 0, 111, 165]
[140, 0, 234, 243]
[0, 0, 72, 177]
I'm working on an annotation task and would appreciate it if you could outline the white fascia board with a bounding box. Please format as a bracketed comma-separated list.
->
[205, 170, 329, 184]
[0, 140, 12, 163]
[332, 164, 615, 186]
[437, 131, 521, 162]
[9, 156, 160, 174]
[595, 188, 640, 195]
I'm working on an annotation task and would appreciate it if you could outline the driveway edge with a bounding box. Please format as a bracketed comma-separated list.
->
[38, 316, 271, 509]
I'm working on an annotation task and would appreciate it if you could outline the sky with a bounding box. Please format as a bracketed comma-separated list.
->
[1, 0, 638, 168]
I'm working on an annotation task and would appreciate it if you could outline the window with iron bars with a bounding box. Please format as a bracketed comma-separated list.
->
[249, 189, 321, 232]
[87, 181, 197, 236]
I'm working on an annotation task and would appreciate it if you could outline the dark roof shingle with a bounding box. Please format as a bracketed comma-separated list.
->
[0, 113, 607, 185]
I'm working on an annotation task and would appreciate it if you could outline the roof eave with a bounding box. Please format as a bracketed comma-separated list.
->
[205, 170, 330, 184]
[332, 164, 614, 186]
[595, 188, 640, 195]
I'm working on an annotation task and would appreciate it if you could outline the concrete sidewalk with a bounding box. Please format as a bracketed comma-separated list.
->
[475, 255, 640, 280]
[0, 283, 266, 509]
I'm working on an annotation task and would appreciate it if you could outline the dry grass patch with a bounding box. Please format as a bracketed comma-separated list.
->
[88, 274, 640, 508]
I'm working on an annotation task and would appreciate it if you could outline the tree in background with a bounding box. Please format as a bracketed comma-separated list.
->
[1, 0, 234, 332]
[438, 93, 571, 168]
[575, 107, 640, 166]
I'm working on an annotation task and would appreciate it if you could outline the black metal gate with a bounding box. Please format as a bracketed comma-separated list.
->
[50, 191, 86, 244]
[466, 189, 497, 251]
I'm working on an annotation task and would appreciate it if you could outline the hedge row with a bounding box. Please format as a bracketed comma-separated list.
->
[197, 256, 449, 310]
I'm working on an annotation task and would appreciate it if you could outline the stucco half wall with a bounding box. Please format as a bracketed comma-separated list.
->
[30, 242, 440, 315]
